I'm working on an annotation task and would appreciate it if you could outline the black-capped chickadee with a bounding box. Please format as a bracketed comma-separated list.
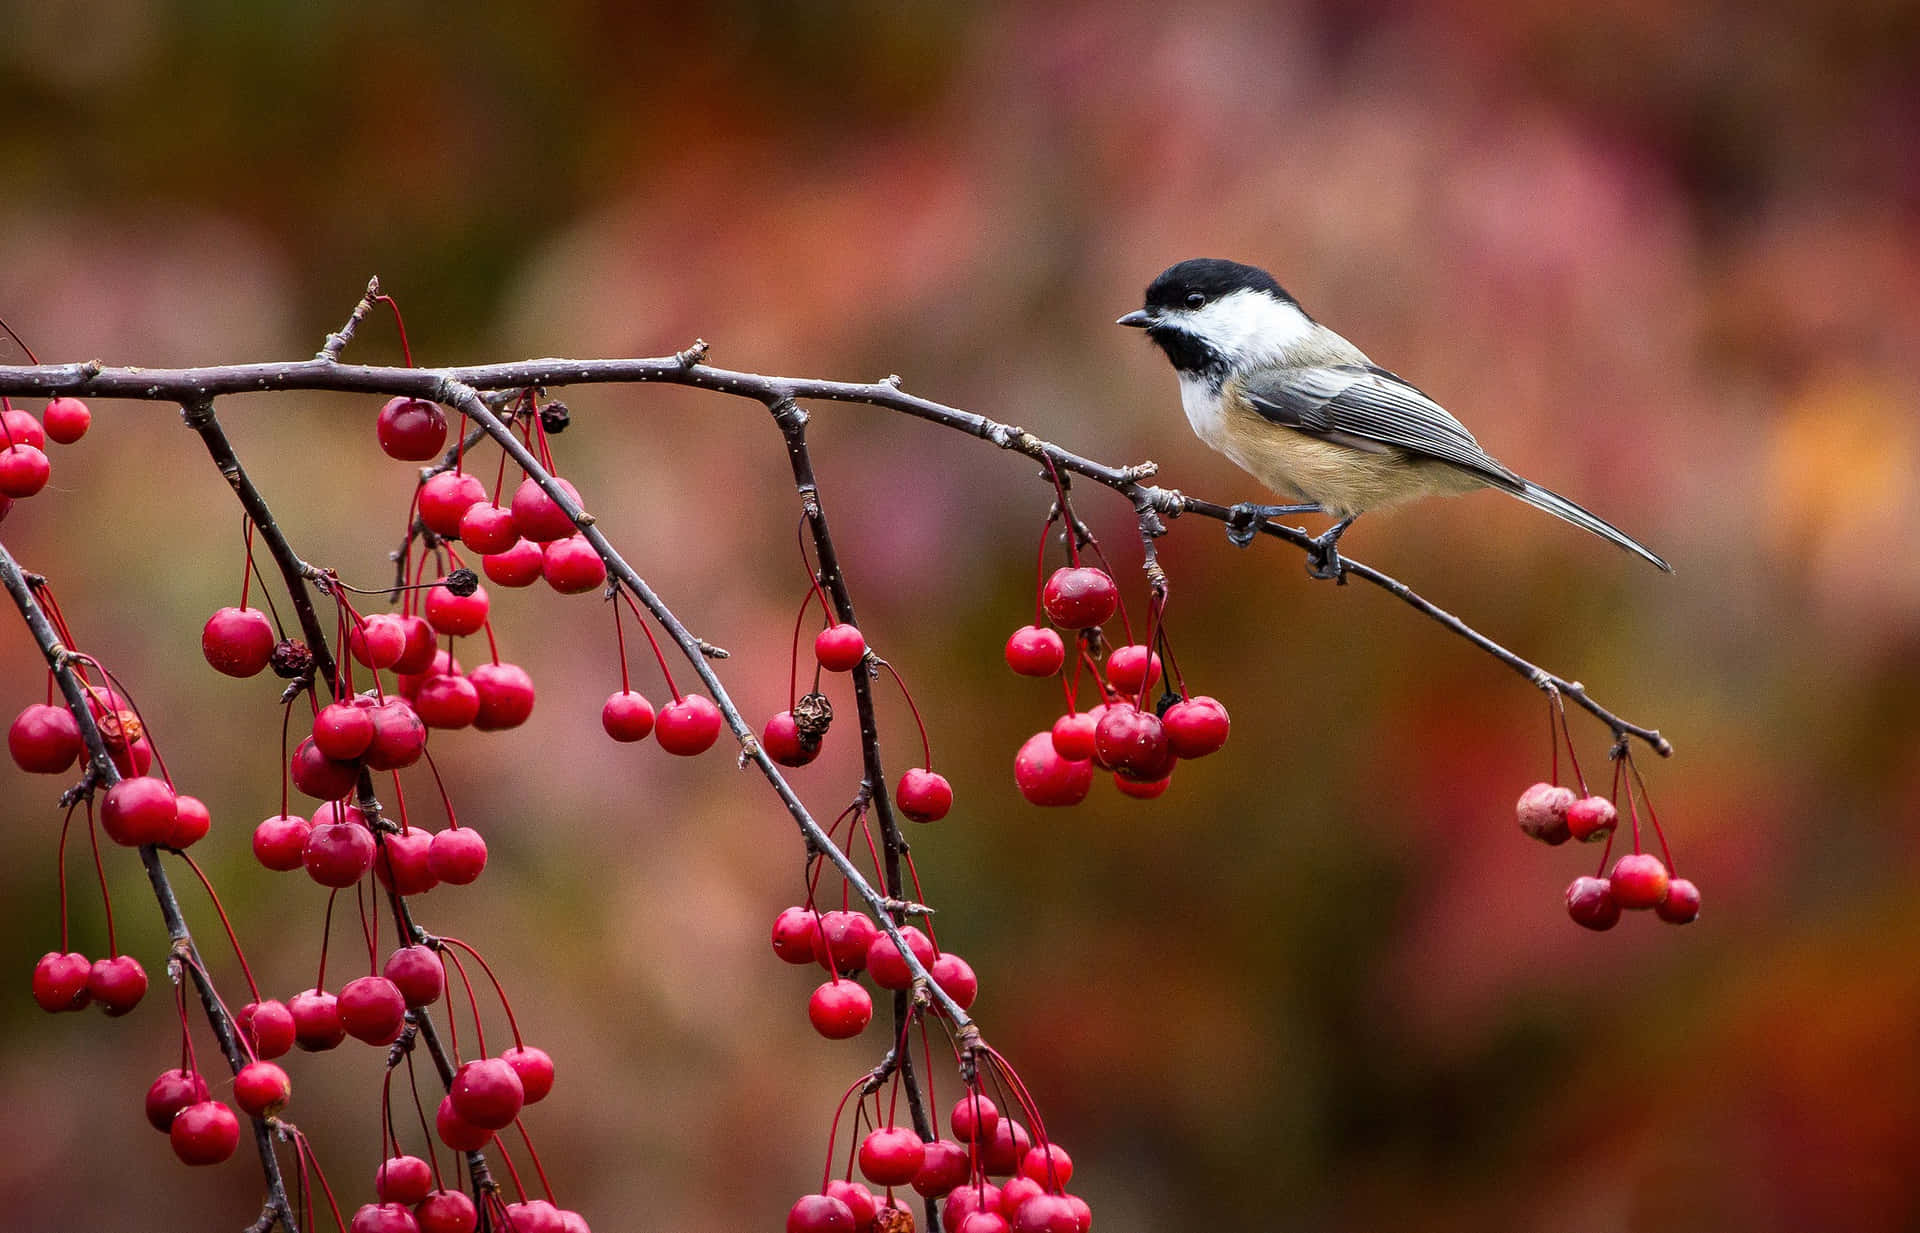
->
[1119, 258, 1670, 575]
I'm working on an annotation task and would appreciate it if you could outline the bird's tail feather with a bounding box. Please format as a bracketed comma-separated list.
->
[1499, 478, 1673, 573]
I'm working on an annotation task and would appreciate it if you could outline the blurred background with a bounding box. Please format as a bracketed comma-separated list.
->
[3, 1, 1918, 1229]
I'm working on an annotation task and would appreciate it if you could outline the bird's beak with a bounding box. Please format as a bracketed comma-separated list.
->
[1115, 309, 1155, 328]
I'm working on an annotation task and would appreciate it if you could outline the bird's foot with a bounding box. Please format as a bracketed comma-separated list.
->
[1304, 516, 1356, 584]
[1225, 502, 1320, 548]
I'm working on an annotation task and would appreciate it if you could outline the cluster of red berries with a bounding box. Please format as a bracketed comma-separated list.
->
[31, 947, 146, 1016]
[1005, 563, 1229, 805]
[788, 1093, 1092, 1233]
[1515, 778, 1699, 930]
[771, 906, 979, 1039]
[0, 395, 91, 516]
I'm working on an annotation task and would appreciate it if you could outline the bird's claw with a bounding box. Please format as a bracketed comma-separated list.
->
[1304, 515, 1356, 583]
[1225, 503, 1264, 548]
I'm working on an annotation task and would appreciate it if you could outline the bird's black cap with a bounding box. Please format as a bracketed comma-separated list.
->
[1141, 259, 1296, 314]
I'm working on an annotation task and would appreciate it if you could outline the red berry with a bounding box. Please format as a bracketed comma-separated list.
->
[349, 613, 409, 670]
[234, 1060, 292, 1116]
[483, 538, 545, 587]
[808, 978, 873, 1039]
[1657, 877, 1702, 924]
[240, 999, 297, 1059]
[763, 710, 819, 767]
[459, 502, 519, 554]
[352, 1202, 422, 1233]
[428, 826, 488, 884]
[982, 1119, 1031, 1175]
[1163, 696, 1230, 759]
[1061, 1194, 1092, 1232]
[424, 581, 489, 636]
[1049, 712, 1097, 761]
[109, 736, 154, 779]
[815, 624, 867, 672]
[1012, 1194, 1079, 1233]
[1041, 567, 1118, 630]
[202, 606, 277, 677]
[1515, 782, 1576, 846]
[510, 476, 583, 543]
[253, 814, 312, 871]
[2, 407, 46, 450]
[0, 443, 51, 497]
[502, 1044, 555, 1104]
[1005, 625, 1066, 676]
[33, 951, 93, 1013]
[313, 702, 375, 760]
[399, 649, 464, 701]
[416, 1191, 479, 1233]
[945, 1184, 1006, 1229]
[931, 952, 978, 1010]
[363, 699, 427, 771]
[100, 776, 178, 847]
[1019, 1143, 1073, 1187]
[434, 1095, 493, 1151]
[469, 662, 535, 730]
[414, 674, 481, 729]
[87, 954, 147, 1016]
[419, 471, 487, 538]
[376, 1155, 435, 1205]
[824, 1180, 878, 1229]
[170, 1100, 240, 1166]
[383, 945, 445, 1008]
[914, 1138, 972, 1197]
[998, 1179, 1045, 1218]
[950, 1093, 1000, 1143]
[42, 397, 91, 444]
[451, 1057, 524, 1129]
[377, 397, 449, 461]
[815, 910, 879, 974]
[1565, 876, 1621, 931]
[501, 1201, 564, 1233]
[291, 988, 346, 1051]
[1566, 795, 1619, 843]
[304, 818, 376, 887]
[10, 702, 82, 773]
[1093, 704, 1174, 781]
[958, 1214, 1012, 1233]
[1105, 644, 1162, 694]
[896, 768, 953, 822]
[656, 694, 722, 755]
[860, 1126, 927, 1187]
[771, 907, 821, 965]
[374, 824, 438, 892]
[392, 616, 440, 675]
[339, 975, 408, 1045]
[145, 1067, 211, 1130]
[290, 736, 360, 800]
[542, 534, 606, 594]
[1114, 771, 1171, 799]
[1014, 731, 1093, 807]
[1610, 852, 1671, 910]
[787, 1194, 857, 1233]
[866, 925, 935, 989]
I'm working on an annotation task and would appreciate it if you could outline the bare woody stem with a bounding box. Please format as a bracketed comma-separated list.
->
[0, 355, 1670, 756]
[0, 539, 300, 1233]
[178, 398, 497, 1203]
[767, 397, 941, 1231]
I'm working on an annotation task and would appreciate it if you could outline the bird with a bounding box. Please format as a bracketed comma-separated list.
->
[1118, 258, 1671, 576]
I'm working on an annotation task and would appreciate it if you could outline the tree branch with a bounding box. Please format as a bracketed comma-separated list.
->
[0, 355, 1670, 756]
[0, 539, 300, 1233]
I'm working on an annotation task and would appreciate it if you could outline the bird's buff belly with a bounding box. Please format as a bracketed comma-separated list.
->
[1219, 409, 1485, 518]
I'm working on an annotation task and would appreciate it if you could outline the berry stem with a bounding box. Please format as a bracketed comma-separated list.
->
[441, 942, 488, 1057]
[84, 798, 117, 955]
[54, 798, 79, 952]
[877, 659, 933, 771]
[314, 888, 339, 993]
[371, 294, 416, 368]
[176, 851, 264, 1004]
[404, 1049, 447, 1188]
[1626, 752, 1677, 872]
[438, 935, 525, 1047]
[612, 590, 633, 696]
[615, 587, 681, 700]
[512, 1120, 557, 1204]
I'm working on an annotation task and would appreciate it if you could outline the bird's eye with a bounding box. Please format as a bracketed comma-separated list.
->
[1184, 292, 1205, 309]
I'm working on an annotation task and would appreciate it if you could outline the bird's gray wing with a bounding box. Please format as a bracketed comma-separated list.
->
[1242, 365, 1519, 485]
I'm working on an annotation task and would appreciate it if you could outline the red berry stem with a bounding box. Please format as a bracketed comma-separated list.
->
[277, 700, 293, 819]
[71, 653, 174, 788]
[358, 880, 380, 971]
[876, 658, 934, 771]
[0, 314, 41, 364]
[176, 851, 264, 1004]
[787, 584, 823, 711]
[490, 1130, 531, 1202]
[239, 517, 255, 611]
[403, 1049, 448, 1188]
[440, 942, 489, 1056]
[83, 797, 118, 954]
[418, 747, 463, 829]
[1040, 456, 1081, 568]
[979, 1044, 1052, 1148]
[489, 435, 511, 504]
[902, 851, 938, 953]
[289, 1127, 351, 1233]
[1032, 508, 1058, 625]
[314, 888, 339, 992]
[54, 798, 80, 951]
[822, 1074, 871, 1189]
[388, 768, 414, 833]
[512, 1120, 557, 1204]
[371, 294, 417, 368]
[172, 967, 202, 1077]
[175, 949, 259, 1065]
[615, 586, 682, 700]
[438, 935, 526, 1047]
[1625, 751, 1678, 871]
[611, 591, 633, 695]
[1158, 622, 1191, 701]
